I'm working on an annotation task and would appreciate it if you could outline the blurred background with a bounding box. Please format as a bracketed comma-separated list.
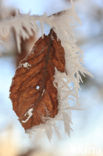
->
[0, 0, 103, 155]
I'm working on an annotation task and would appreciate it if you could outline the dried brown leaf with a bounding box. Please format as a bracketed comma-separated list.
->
[10, 29, 65, 130]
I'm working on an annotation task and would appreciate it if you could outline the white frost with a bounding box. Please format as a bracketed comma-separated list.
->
[26, 4, 91, 139]
[18, 62, 31, 69]
[21, 108, 33, 123]
[22, 62, 31, 68]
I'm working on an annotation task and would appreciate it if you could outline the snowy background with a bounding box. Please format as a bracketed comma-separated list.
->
[0, 0, 103, 155]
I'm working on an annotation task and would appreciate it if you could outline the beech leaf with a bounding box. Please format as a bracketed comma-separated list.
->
[10, 29, 66, 130]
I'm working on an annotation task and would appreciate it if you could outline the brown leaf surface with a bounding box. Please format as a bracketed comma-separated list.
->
[10, 29, 65, 130]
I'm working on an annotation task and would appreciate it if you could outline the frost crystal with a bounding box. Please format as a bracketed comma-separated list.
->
[26, 5, 91, 139]
[22, 62, 31, 68]
[21, 108, 33, 123]
[18, 62, 31, 69]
